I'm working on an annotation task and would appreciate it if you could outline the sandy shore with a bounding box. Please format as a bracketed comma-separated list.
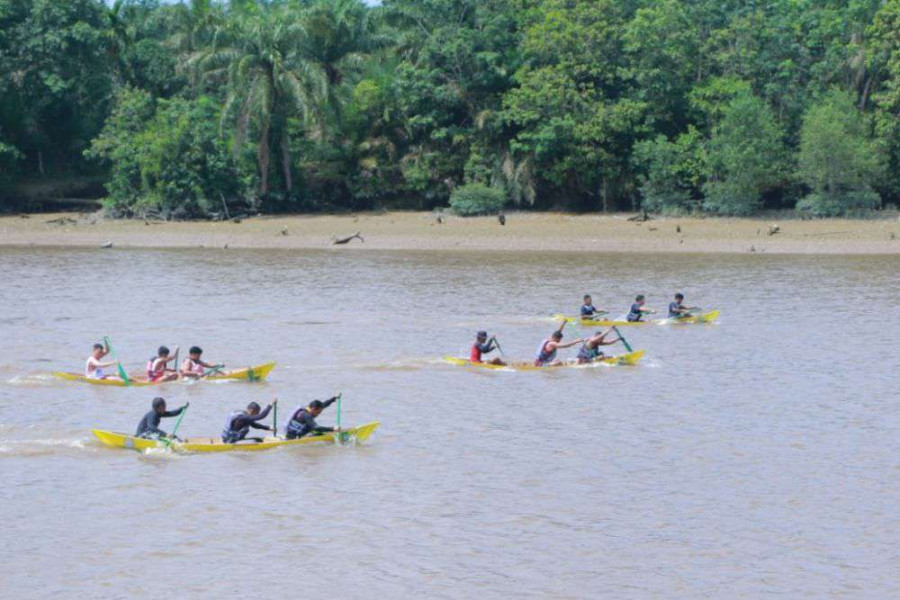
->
[1, 211, 899, 254]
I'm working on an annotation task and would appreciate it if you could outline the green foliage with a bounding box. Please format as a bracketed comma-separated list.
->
[702, 93, 787, 215]
[87, 88, 239, 217]
[633, 128, 706, 214]
[449, 183, 506, 216]
[796, 90, 882, 216]
[4, 0, 900, 215]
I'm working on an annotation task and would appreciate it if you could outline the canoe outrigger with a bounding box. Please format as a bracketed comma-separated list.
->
[92, 421, 380, 453]
[553, 310, 721, 327]
[53, 362, 277, 387]
[444, 350, 645, 371]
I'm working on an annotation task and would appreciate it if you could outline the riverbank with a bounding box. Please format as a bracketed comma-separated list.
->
[1, 211, 899, 254]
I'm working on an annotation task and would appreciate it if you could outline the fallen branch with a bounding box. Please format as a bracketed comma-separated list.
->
[627, 210, 652, 222]
[332, 231, 364, 245]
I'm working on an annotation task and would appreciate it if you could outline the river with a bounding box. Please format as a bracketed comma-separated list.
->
[1, 247, 898, 598]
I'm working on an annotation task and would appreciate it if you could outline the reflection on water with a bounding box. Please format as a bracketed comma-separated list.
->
[1, 247, 899, 598]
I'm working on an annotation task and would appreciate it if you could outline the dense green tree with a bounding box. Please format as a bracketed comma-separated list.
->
[192, 3, 328, 199]
[796, 90, 881, 216]
[632, 127, 706, 214]
[4, 0, 900, 215]
[702, 92, 787, 215]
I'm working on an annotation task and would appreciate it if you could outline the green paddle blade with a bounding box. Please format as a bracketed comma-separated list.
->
[104, 335, 131, 387]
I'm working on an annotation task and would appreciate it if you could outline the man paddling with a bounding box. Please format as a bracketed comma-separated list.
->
[179, 346, 221, 379]
[85, 342, 121, 381]
[576, 329, 623, 364]
[470, 331, 505, 366]
[534, 324, 583, 367]
[627, 295, 656, 322]
[136, 397, 189, 439]
[580, 294, 605, 319]
[147, 345, 180, 383]
[222, 400, 277, 443]
[285, 396, 340, 440]
[667, 293, 698, 319]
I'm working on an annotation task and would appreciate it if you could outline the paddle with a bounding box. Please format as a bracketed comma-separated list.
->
[272, 398, 278, 439]
[103, 335, 130, 387]
[200, 364, 225, 379]
[163, 402, 189, 449]
[611, 326, 633, 353]
[492, 336, 505, 357]
[335, 392, 344, 445]
[173, 347, 179, 379]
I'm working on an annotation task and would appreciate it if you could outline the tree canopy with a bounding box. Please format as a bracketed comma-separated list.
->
[1, 0, 898, 217]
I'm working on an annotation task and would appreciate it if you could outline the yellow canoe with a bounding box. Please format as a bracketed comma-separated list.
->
[553, 310, 721, 327]
[92, 421, 380, 453]
[443, 350, 645, 371]
[53, 362, 276, 387]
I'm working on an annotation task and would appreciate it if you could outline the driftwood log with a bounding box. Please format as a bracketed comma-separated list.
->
[332, 231, 364, 245]
[628, 210, 652, 222]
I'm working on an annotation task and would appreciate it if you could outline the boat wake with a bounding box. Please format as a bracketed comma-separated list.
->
[0, 437, 92, 457]
[5, 372, 58, 387]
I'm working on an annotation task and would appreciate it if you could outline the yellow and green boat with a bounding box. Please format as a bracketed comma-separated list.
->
[443, 350, 645, 371]
[53, 362, 276, 387]
[92, 421, 380, 453]
[553, 310, 721, 327]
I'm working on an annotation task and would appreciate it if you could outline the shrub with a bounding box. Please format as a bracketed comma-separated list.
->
[449, 183, 506, 216]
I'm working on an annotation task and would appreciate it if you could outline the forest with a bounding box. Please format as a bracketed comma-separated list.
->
[2, 0, 900, 218]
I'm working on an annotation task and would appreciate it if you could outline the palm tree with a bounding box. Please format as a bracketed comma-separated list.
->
[192, 5, 327, 196]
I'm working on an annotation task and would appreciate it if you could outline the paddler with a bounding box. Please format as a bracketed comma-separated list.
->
[534, 324, 583, 367]
[580, 294, 605, 319]
[136, 397, 189, 439]
[285, 396, 340, 439]
[667, 293, 697, 319]
[179, 346, 221, 379]
[470, 331, 505, 366]
[147, 345, 180, 383]
[576, 329, 623, 364]
[626, 295, 656, 322]
[222, 400, 277, 443]
[85, 342, 121, 381]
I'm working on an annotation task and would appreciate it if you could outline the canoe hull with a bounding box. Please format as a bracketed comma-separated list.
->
[554, 310, 720, 326]
[443, 350, 645, 371]
[92, 421, 380, 453]
[54, 362, 276, 387]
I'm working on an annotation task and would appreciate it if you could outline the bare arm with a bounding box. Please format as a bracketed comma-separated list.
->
[556, 338, 584, 350]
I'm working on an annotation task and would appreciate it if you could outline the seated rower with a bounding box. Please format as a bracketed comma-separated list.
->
[285, 396, 340, 440]
[580, 294, 605, 319]
[470, 331, 505, 366]
[222, 400, 277, 443]
[179, 346, 220, 379]
[147, 345, 179, 383]
[85, 342, 121, 381]
[534, 325, 583, 367]
[136, 397, 189, 439]
[627, 295, 656, 322]
[576, 329, 622, 364]
[667, 293, 697, 319]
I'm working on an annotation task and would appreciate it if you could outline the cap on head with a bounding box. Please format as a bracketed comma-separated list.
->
[476, 331, 488, 339]
[247, 401, 261, 413]
[158, 346, 170, 356]
[189, 346, 202, 355]
[152, 397, 166, 411]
